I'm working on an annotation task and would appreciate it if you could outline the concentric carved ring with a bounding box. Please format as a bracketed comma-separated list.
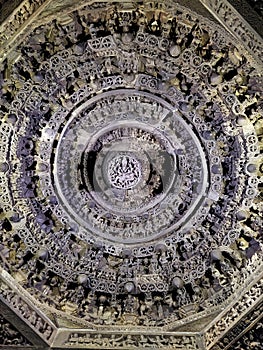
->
[1, 0, 261, 331]
[53, 90, 209, 245]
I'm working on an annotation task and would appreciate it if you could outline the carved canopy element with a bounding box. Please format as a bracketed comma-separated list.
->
[0, 0, 262, 349]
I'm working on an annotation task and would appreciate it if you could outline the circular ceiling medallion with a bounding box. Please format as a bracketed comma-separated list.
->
[53, 90, 209, 245]
[0, 0, 261, 332]
[107, 154, 142, 190]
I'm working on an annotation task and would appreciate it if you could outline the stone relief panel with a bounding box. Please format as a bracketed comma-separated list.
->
[210, 299, 263, 350]
[205, 276, 263, 349]
[228, 321, 263, 350]
[0, 274, 56, 344]
[0, 0, 262, 348]
[60, 332, 200, 349]
[0, 0, 52, 61]
[199, 0, 263, 69]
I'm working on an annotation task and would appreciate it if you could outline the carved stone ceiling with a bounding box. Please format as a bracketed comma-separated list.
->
[0, 0, 262, 349]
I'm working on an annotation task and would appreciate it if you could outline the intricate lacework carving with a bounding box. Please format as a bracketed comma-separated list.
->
[0, 0, 51, 61]
[0, 1, 262, 348]
[205, 277, 263, 349]
[228, 321, 263, 350]
[200, 0, 263, 69]
[0, 276, 55, 343]
[211, 300, 263, 350]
